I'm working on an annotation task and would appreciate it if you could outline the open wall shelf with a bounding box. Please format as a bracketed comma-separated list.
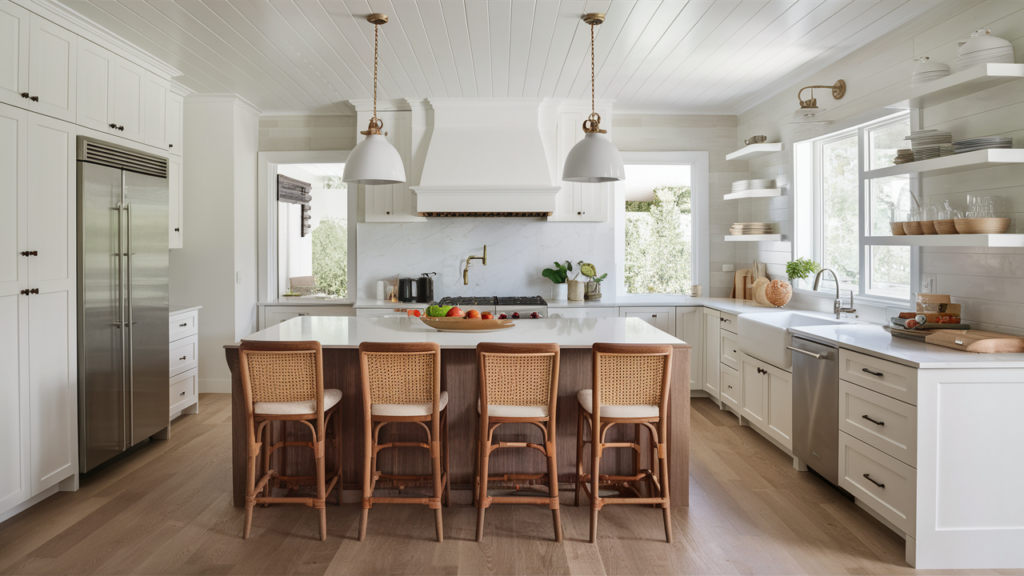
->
[726, 142, 783, 161]
[890, 63, 1024, 109]
[863, 148, 1024, 179]
[725, 234, 782, 242]
[724, 188, 782, 200]
[864, 234, 1024, 248]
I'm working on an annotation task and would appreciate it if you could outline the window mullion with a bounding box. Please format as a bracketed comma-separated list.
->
[858, 125, 867, 299]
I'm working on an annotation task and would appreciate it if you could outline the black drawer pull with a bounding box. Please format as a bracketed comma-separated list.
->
[863, 473, 885, 488]
[179, 323, 187, 327]
[179, 356, 187, 361]
[180, 391, 186, 396]
[862, 415, 884, 426]
[29, 95, 38, 102]
[862, 368, 883, 377]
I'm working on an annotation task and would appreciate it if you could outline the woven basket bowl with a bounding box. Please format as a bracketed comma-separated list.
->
[419, 317, 516, 331]
[902, 221, 924, 235]
[934, 219, 958, 234]
[890, 222, 906, 235]
[953, 217, 1010, 234]
[921, 220, 938, 235]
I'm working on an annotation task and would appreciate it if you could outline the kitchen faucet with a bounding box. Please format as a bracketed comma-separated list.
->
[812, 268, 856, 319]
[463, 245, 487, 285]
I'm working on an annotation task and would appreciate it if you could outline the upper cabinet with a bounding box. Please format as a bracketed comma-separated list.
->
[364, 109, 424, 222]
[165, 91, 182, 156]
[75, 41, 113, 132]
[549, 111, 609, 222]
[111, 57, 144, 142]
[0, 6, 77, 124]
[143, 72, 169, 149]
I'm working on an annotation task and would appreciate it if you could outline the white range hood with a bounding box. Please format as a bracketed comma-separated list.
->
[411, 99, 560, 217]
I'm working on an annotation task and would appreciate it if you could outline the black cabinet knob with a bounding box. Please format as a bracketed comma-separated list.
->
[109, 123, 117, 129]
[29, 96, 38, 102]
[20, 92, 29, 99]
[169, 144, 173, 148]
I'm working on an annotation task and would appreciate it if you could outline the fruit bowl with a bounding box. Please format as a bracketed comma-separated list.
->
[418, 317, 516, 332]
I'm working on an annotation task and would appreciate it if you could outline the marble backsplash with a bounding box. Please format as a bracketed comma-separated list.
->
[356, 219, 614, 300]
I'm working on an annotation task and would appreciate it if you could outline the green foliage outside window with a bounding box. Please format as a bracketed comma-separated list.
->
[625, 186, 691, 294]
[312, 216, 347, 298]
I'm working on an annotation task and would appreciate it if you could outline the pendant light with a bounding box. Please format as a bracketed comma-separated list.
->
[343, 13, 406, 185]
[562, 13, 624, 183]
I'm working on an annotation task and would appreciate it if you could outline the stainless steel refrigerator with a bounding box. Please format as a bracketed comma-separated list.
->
[77, 136, 170, 473]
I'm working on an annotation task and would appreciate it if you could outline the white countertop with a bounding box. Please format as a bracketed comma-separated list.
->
[236, 316, 687, 349]
[169, 305, 202, 316]
[790, 324, 1024, 369]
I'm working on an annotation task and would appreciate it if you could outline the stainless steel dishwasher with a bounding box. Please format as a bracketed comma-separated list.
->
[789, 336, 840, 486]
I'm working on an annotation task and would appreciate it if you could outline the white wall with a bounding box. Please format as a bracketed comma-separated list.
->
[170, 96, 259, 393]
[736, 2, 1024, 333]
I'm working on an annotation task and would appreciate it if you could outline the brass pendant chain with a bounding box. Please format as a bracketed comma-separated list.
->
[373, 22, 378, 122]
[590, 22, 595, 116]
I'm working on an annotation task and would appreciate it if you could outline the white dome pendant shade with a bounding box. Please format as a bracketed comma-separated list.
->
[342, 13, 406, 186]
[563, 129, 625, 183]
[562, 13, 624, 184]
[343, 130, 406, 185]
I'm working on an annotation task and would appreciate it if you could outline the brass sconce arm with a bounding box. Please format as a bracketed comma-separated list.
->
[797, 80, 846, 107]
[463, 245, 487, 285]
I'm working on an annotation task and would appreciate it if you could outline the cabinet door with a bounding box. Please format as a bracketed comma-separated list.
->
[676, 307, 703, 391]
[702, 308, 720, 397]
[143, 72, 169, 149]
[168, 157, 182, 249]
[27, 115, 75, 291]
[0, 2, 30, 110]
[549, 112, 582, 221]
[578, 182, 609, 222]
[741, 358, 766, 427]
[111, 57, 145, 142]
[619, 307, 674, 333]
[28, 16, 76, 123]
[765, 367, 793, 450]
[0, 103, 29, 511]
[75, 41, 114, 132]
[720, 331, 740, 371]
[720, 364, 740, 411]
[165, 92, 182, 155]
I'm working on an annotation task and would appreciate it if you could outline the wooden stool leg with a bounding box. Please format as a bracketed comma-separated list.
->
[336, 408, 344, 505]
[443, 410, 451, 508]
[476, 420, 490, 542]
[261, 423, 271, 503]
[575, 409, 583, 507]
[359, 419, 373, 542]
[547, 438, 562, 543]
[431, 419, 444, 543]
[659, 434, 672, 543]
[316, 439, 327, 542]
[243, 449, 257, 539]
[590, 423, 601, 544]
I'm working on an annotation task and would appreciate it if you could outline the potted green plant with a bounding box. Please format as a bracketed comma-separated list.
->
[579, 263, 608, 301]
[542, 261, 572, 300]
[786, 258, 820, 285]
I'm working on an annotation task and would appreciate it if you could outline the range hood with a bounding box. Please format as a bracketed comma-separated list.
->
[411, 99, 560, 217]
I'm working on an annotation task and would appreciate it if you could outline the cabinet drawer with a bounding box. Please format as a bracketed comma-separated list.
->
[719, 312, 738, 334]
[720, 331, 739, 371]
[840, 381, 917, 467]
[170, 334, 197, 376]
[839, 433, 916, 537]
[720, 364, 740, 411]
[839, 349, 917, 405]
[170, 368, 197, 414]
[169, 310, 198, 341]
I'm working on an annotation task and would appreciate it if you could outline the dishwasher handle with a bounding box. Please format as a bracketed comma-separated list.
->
[788, 345, 829, 360]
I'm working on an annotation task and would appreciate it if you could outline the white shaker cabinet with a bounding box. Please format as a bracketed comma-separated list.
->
[166, 91, 182, 156]
[110, 57, 145, 142]
[364, 111, 423, 222]
[548, 111, 608, 222]
[702, 308, 720, 398]
[739, 353, 793, 450]
[143, 71, 169, 149]
[0, 2, 30, 110]
[675, 307, 704, 391]
[0, 7, 77, 123]
[618, 307, 675, 334]
[168, 157, 182, 249]
[75, 41, 114, 133]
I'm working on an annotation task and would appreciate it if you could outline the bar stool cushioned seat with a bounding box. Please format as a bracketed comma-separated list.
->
[370, 390, 448, 417]
[255, 389, 342, 415]
[576, 389, 658, 418]
[476, 399, 548, 418]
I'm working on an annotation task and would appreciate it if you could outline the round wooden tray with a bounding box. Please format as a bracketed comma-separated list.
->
[418, 317, 516, 332]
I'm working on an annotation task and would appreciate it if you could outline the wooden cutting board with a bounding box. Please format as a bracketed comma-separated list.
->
[886, 326, 1024, 353]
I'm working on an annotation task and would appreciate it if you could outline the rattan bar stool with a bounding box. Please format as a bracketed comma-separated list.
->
[358, 342, 450, 542]
[238, 340, 343, 541]
[475, 343, 562, 542]
[575, 343, 674, 543]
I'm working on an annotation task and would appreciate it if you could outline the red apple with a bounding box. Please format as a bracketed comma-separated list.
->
[446, 306, 464, 318]
[466, 309, 481, 319]
[498, 313, 507, 319]
[481, 312, 493, 320]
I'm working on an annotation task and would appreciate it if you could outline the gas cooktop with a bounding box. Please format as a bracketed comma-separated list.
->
[438, 296, 547, 307]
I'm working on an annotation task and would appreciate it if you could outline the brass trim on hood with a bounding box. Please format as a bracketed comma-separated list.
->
[417, 211, 553, 218]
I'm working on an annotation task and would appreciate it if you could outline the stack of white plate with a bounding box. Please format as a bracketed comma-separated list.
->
[913, 145, 955, 161]
[956, 29, 1014, 72]
[730, 222, 775, 236]
[906, 130, 952, 149]
[953, 136, 1013, 154]
[911, 57, 951, 87]
[732, 179, 776, 192]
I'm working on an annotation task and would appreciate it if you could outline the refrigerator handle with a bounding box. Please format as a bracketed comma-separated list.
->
[116, 202, 127, 450]
[126, 202, 134, 447]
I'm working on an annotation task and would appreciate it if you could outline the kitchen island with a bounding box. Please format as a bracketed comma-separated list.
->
[225, 316, 691, 508]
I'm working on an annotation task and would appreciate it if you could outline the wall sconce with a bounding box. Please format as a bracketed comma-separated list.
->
[793, 80, 846, 121]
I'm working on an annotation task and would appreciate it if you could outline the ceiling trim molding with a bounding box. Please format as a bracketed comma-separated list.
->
[170, 80, 194, 97]
[186, 94, 262, 117]
[12, 0, 182, 79]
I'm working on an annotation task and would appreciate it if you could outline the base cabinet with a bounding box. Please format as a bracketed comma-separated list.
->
[702, 308, 720, 398]
[263, 304, 357, 328]
[169, 308, 200, 419]
[739, 353, 793, 450]
[676, 307, 704, 391]
[618, 307, 674, 334]
[720, 364, 740, 410]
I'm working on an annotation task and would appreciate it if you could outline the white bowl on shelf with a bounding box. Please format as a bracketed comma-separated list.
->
[958, 29, 1012, 55]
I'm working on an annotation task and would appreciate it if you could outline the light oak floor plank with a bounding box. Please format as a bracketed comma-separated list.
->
[0, 395, 999, 575]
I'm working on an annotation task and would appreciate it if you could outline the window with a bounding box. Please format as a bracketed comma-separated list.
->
[276, 164, 349, 299]
[794, 113, 912, 302]
[623, 163, 693, 294]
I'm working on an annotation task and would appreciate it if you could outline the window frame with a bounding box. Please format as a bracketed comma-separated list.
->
[794, 111, 918, 308]
[257, 150, 354, 304]
[614, 151, 710, 297]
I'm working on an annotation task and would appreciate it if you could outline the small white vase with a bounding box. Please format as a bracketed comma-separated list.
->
[553, 283, 568, 301]
[567, 280, 586, 302]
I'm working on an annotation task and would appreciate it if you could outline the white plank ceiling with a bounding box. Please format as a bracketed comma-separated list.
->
[57, 0, 941, 115]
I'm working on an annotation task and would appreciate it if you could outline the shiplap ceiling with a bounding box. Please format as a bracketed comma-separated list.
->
[57, 0, 941, 115]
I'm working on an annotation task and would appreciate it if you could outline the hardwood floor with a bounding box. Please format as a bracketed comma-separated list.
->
[0, 394, 1012, 575]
